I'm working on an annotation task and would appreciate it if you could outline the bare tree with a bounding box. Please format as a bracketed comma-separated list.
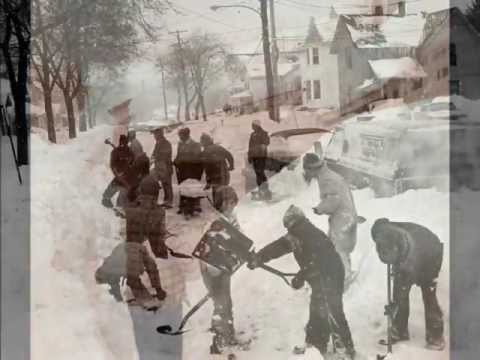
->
[183, 32, 226, 121]
[1, 0, 30, 165]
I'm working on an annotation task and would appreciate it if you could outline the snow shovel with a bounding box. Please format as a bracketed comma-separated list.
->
[156, 293, 211, 335]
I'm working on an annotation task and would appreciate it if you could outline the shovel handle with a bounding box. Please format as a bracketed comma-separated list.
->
[258, 264, 297, 287]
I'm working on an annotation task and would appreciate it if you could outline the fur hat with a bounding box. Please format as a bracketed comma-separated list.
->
[303, 152, 324, 170]
[283, 205, 305, 229]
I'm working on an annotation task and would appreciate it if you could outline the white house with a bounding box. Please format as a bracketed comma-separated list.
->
[301, 12, 340, 109]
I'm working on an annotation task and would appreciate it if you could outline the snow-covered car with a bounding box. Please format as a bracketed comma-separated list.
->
[426, 96, 467, 120]
[325, 116, 480, 196]
[243, 128, 329, 192]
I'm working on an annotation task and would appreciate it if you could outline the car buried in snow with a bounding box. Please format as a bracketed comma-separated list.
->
[243, 127, 330, 192]
[324, 115, 480, 197]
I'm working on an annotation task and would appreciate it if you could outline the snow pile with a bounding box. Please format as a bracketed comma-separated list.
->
[368, 57, 426, 80]
[30, 111, 451, 360]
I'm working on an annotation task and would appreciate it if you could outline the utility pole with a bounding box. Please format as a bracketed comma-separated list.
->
[269, 0, 280, 122]
[160, 63, 169, 121]
[259, 0, 275, 121]
[169, 30, 190, 122]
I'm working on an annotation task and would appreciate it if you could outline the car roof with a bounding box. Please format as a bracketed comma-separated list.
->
[270, 128, 330, 139]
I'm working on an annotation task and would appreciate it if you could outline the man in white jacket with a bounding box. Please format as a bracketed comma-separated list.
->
[303, 150, 358, 281]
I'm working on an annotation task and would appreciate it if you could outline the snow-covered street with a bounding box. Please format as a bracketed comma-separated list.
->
[30, 112, 450, 360]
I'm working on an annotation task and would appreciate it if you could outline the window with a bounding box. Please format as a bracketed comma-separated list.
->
[450, 43, 457, 66]
[345, 49, 352, 69]
[412, 78, 423, 90]
[450, 80, 461, 95]
[442, 67, 449, 78]
[312, 47, 319, 65]
[306, 48, 310, 65]
[374, 6, 383, 15]
[305, 80, 312, 101]
[313, 80, 321, 99]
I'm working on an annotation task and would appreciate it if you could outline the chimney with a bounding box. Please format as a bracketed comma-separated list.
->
[398, 1, 406, 17]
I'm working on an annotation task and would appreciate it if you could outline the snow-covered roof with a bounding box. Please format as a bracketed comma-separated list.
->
[345, 14, 427, 48]
[247, 63, 298, 79]
[368, 57, 426, 79]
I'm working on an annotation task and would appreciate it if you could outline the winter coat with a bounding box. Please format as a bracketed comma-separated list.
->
[256, 217, 345, 288]
[248, 128, 270, 161]
[125, 196, 168, 259]
[314, 165, 357, 253]
[374, 222, 443, 286]
[95, 242, 161, 289]
[174, 138, 203, 183]
[129, 138, 144, 159]
[110, 145, 134, 176]
[151, 137, 173, 180]
[124, 153, 150, 201]
[202, 144, 234, 186]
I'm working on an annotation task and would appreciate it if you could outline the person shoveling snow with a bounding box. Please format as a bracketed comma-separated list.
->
[248, 205, 356, 359]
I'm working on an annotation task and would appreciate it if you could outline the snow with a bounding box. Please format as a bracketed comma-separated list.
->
[29, 110, 451, 360]
[368, 57, 426, 80]
[346, 14, 426, 48]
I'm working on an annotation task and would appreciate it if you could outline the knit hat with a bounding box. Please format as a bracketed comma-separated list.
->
[303, 152, 324, 170]
[283, 205, 306, 229]
[371, 218, 390, 240]
[138, 175, 160, 199]
[252, 119, 262, 127]
[200, 133, 214, 146]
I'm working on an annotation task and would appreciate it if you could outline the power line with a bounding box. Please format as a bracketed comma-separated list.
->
[174, 4, 243, 31]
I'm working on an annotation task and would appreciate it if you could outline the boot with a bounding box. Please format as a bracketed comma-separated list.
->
[426, 337, 445, 351]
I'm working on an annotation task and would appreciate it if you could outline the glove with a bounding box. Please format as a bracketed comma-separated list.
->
[312, 206, 323, 215]
[291, 273, 305, 290]
[247, 254, 261, 270]
[155, 288, 167, 301]
[203, 184, 211, 190]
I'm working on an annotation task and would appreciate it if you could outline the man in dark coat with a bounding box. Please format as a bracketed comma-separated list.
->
[248, 205, 355, 358]
[124, 152, 150, 203]
[102, 134, 134, 208]
[200, 133, 234, 206]
[248, 119, 272, 200]
[174, 128, 203, 213]
[371, 218, 445, 351]
[128, 130, 144, 159]
[95, 238, 167, 303]
[125, 175, 169, 259]
[151, 128, 174, 208]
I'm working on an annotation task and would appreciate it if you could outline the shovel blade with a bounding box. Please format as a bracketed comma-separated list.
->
[156, 325, 173, 334]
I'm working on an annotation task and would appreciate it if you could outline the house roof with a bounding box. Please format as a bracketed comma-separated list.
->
[247, 63, 299, 79]
[304, 17, 339, 45]
[343, 14, 427, 48]
[368, 57, 427, 79]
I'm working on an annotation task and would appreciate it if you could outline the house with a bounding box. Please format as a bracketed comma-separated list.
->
[245, 60, 301, 109]
[329, 5, 427, 113]
[301, 12, 340, 109]
[416, 7, 480, 100]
